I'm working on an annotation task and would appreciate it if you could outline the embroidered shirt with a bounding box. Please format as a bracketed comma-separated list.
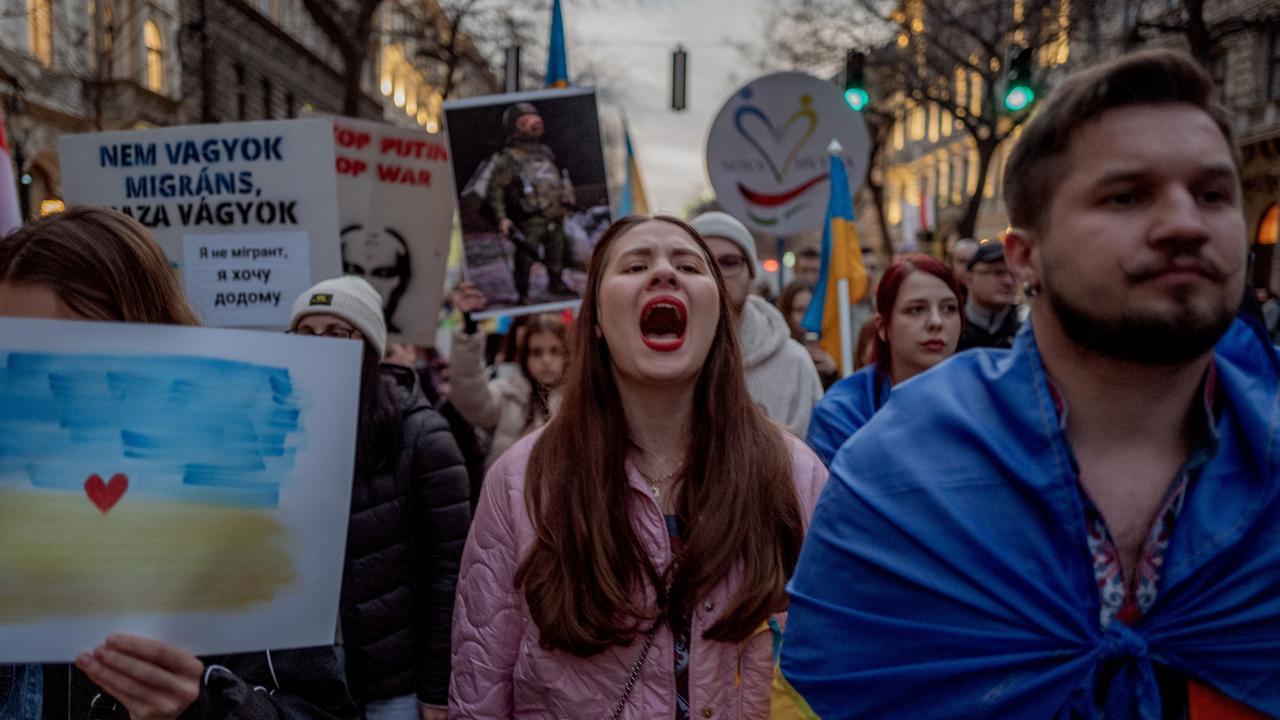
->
[1050, 365, 1221, 718]
[1050, 364, 1220, 629]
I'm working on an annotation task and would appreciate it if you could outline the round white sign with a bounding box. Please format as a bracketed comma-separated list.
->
[705, 72, 869, 237]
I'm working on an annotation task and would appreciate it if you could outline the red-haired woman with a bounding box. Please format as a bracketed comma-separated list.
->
[806, 254, 964, 466]
[449, 216, 828, 719]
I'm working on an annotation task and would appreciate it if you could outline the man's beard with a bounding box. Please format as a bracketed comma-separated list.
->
[1045, 276, 1238, 365]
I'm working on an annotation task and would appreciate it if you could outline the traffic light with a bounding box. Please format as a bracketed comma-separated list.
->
[844, 50, 868, 111]
[1003, 45, 1035, 112]
[671, 46, 688, 111]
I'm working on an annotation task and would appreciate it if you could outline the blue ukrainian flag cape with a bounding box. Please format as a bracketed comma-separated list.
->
[778, 318, 1280, 718]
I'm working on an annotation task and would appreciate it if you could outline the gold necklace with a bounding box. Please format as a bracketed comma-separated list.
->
[635, 464, 679, 499]
[630, 440, 685, 499]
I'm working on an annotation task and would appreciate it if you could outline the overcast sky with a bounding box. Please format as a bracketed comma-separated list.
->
[569, 0, 775, 214]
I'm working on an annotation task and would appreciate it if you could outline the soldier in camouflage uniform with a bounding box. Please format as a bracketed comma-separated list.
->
[488, 102, 576, 302]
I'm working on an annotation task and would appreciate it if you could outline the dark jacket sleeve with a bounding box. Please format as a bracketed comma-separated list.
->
[66, 646, 356, 720]
[405, 407, 472, 706]
[179, 647, 358, 720]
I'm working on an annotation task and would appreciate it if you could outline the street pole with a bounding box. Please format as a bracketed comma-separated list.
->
[2, 74, 26, 220]
[776, 236, 785, 295]
[12, 139, 27, 220]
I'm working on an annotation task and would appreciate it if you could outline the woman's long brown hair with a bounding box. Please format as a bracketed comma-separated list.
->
[514, 215, 803, 657]
[0, 206, 200, 325]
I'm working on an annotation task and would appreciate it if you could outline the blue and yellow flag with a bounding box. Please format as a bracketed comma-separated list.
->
[618, 118, 649, 216]
[546, 0, 569, 88]
[801, 145, 868, 373]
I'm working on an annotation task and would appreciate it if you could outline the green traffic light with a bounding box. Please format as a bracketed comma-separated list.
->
[844, 87, 869, 111]
[1004, 85, 1034, 111]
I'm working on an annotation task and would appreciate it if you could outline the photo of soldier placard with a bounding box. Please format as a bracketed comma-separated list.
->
[444, 88, 612, 318]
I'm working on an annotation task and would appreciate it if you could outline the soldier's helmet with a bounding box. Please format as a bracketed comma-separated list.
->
[503, 102, 541, 133]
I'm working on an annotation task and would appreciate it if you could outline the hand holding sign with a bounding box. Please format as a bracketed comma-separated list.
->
[452, 281, 489, 315]
[75, 634, 203, 720]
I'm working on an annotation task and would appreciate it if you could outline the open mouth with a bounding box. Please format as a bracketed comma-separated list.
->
[640, 296, 687, 352]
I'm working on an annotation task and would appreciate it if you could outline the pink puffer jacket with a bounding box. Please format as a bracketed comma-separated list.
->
[449, 428, 828, 719]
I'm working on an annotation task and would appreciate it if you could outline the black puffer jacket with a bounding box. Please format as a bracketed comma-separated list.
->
[340, 365, 470, 707]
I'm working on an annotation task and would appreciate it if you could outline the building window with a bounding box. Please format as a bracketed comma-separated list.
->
[235, 64, 247, 121]
[967, 145, 980, 195]
[262, 78, 273, 119]
[952, 151, 964, 205]
[28, 0, 53, 66]
[1270, 31, 1280, 100]
[286, 91, 297, 118]
[144, 21, 165, 93]
[1259, 204, 1279, 246]
[937, 152, 949, 207]
[1123, 0, 1139, 33]
[970, 72, 983, 117]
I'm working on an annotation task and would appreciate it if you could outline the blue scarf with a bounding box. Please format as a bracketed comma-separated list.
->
[806, 365, 891, 466]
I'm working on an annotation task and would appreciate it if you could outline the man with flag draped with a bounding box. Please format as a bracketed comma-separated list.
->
[775, 49, 1279, 719]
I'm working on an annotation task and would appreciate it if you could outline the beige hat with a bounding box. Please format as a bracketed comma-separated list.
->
[290, 276, 387, 357]
[690, 211, 758, 278]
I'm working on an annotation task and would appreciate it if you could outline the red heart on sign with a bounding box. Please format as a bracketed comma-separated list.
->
[84, 473, 128, 513]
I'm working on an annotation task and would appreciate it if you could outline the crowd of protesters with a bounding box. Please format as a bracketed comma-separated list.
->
[2, 47, 1279, 720]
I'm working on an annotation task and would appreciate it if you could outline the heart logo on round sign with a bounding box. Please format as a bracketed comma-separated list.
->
[84, 473, 129, 513]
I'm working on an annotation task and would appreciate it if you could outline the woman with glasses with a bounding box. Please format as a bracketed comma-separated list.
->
[448, 281, 569, 467]
[288, 277, 470, 720]
[806, 254, 965, 466]
[0, 206, 359, 720]
[449, 215, 828, 720]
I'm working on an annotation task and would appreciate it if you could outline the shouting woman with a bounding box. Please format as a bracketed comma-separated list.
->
[449, 216, 828, 719]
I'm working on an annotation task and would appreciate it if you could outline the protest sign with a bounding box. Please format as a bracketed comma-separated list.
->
[706, 72, 870, 237]
[0, 317, 360, 661]
[59, 120, 342, 328]
[444, 88, 612, 319]
[332, 119, 456, 346]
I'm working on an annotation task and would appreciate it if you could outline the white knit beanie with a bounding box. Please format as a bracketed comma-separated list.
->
[690, 211, 758, 278]
[290, 276, 387, 357]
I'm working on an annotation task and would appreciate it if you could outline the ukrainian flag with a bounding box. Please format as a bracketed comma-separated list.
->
[766, 618, 822, 718]
[618, 118, 649, 216]
[546, 0, 570, 88]
[801, 142, 868, 375]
